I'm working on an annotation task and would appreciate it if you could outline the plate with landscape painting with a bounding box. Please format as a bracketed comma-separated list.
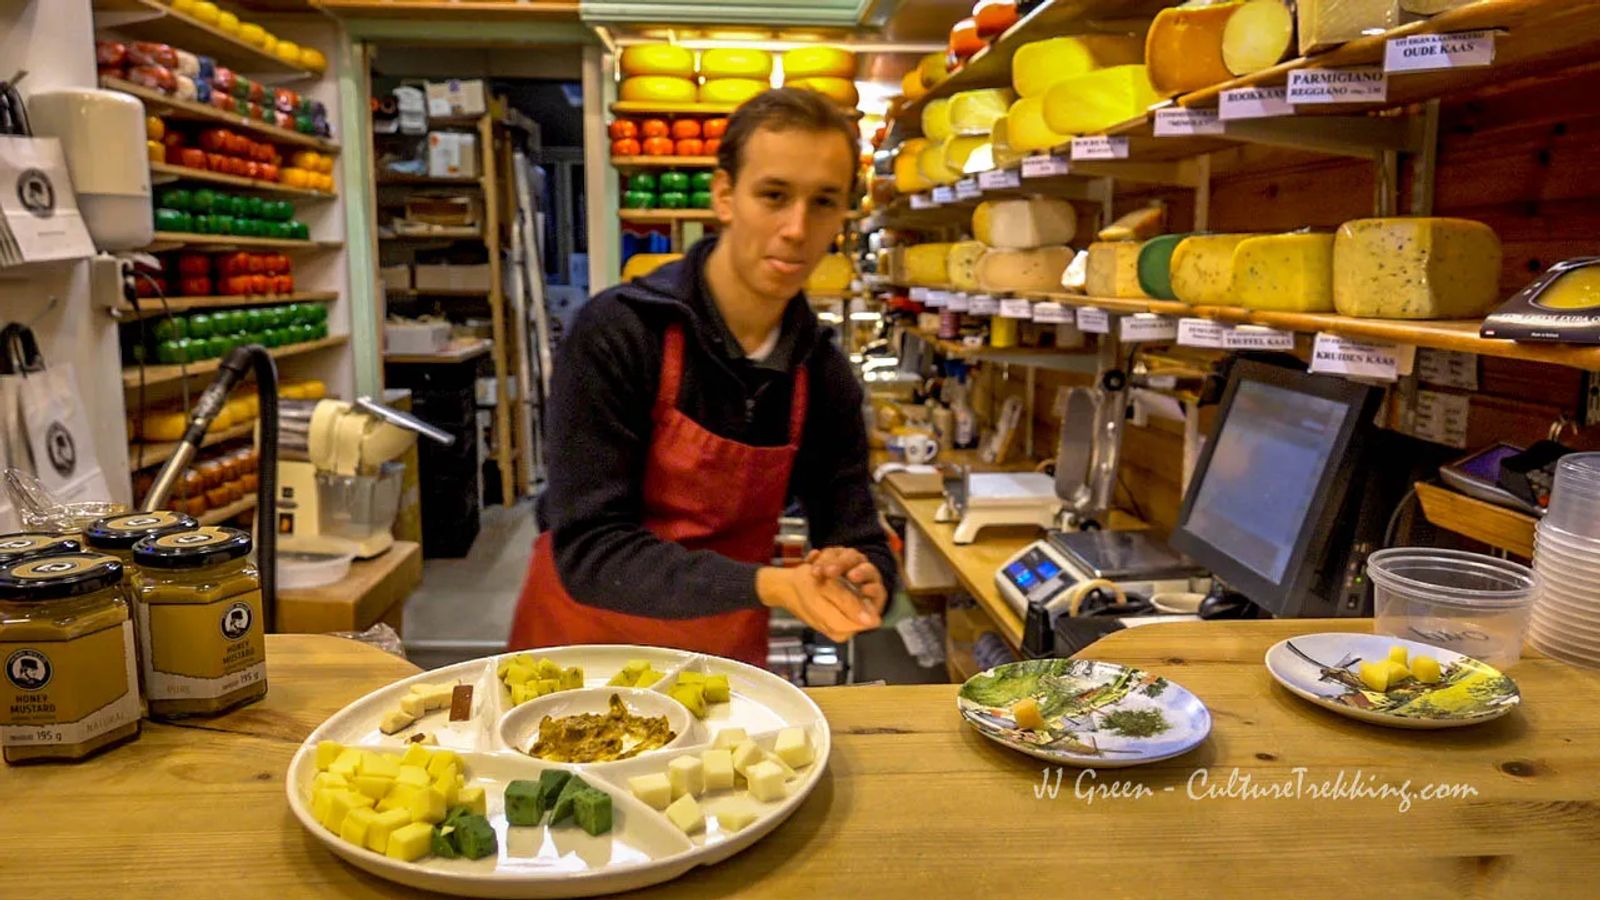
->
[956, 659, 1212, 768]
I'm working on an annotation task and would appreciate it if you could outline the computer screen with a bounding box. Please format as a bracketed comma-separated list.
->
[1170, 359, 1381, 617]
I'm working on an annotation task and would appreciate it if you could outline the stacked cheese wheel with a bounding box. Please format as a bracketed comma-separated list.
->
[779, 47, 860, 110]
[617, 44, 860, 111]
[168, 0, 327, 72]
[608, 116, 727, 158]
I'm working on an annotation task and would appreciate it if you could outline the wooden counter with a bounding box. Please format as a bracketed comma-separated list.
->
[5, 624, 1598, 897]
[276, 541, 422, 635]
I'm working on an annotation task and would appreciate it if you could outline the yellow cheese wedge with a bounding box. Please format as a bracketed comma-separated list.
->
[1171, 234, 1256, 305]
[1332, 217, 1503, 319]
[1086, 242, 1148, 299]
[700, 48, 772, 79]
[1299, 0, 1401, 56]
[783, 47, 857, 79]
[977, 247, 1074, 294]
[621, 45, 695, 78]
[1223, 0, 1297, 77]
[1097, 205, 1166, 242]
[699, 78, 768, 105]
[622, 253, 684, 281]
[1005, 96, 1070, 152]
[922, 98, 954, 141]
[786, 76, 858, 108]
[1011, 35, 1146, 98]
[948, 89, 1015, 135]
[1146, 1, 1245, 96]
[1042, 65, 1162, 136]
[620, 76, 697, 104]
[944, 135, 990, 176]
[806, 254, 854, 293]
[906, 243, 954, 286]
[893, 138, 932, 193]
[948, 241, 987, 291]
[973, 197, 1078, 249]
[1231, 232, 1336, 312]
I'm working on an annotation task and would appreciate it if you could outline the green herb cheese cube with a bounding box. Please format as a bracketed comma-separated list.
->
[504, 779, 544, 826]
[548, 774, 590, 826]
[453, 814, 498, 860]
[573, 788, 613, 837]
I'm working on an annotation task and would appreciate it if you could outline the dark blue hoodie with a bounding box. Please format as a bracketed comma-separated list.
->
[536, 236, 895, 619]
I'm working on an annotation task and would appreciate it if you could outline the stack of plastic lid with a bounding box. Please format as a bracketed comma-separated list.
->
[1529, 452, 1600, 667]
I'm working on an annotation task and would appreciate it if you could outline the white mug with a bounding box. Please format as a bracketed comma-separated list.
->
[902, 433, 940, 465]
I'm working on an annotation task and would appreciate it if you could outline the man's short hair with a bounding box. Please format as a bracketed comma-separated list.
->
[715, 87, 859, 187]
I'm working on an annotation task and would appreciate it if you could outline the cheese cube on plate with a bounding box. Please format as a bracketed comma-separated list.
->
[774, 727, 814, 768]
[435, 774, 459, 807]
[701, 749, 735, 791]
[364, 808, 412, 855]
[312, 788, 335, 828]
[327, 789, 375, 834]
[399, 744, 431, 769]
[746, 761, 786, 803]
[458, 785, 487, 817]
[312, 772, 348, 792]
[715, 799, 759, 833]
[399, 694, 427, 718]
[712, 728, 747, 750]
[419, 686, 454, 712]
[668, 755, 703, 799]
[353, 775, 394, 801]
[385, 821, 434, 862]
[329, 748, 363, 779]
[426, 750, 460, 779]
[629, 773, 673, 811]
[665, 794, 704, 835]
[730, 740, 765, 776]
[396, 765, 431, 788]
[407, 785, 447, 824]
[703, 674, 730, 703]
[314, 741, 344, 770]
[360, 752, 400, 779]
[339, 807, 379, 847]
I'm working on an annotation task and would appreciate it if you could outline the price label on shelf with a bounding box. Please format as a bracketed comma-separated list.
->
[1223, 325, 1295, 351]
[1154, 108, 1225, 136]
[925, 290, 949, 308]
[931, 186, 957, 204]
[1069, 136, 1131, 161]
[978, 168, 1022, 190]
[1385, 30, 1496, 74]
[909, 287, 932, 302]
[1410, 389, 1471, 449]
[1076, 307, 1111, 334]
[999, 298, 1033, 319]
[1219, 86, 1293, 121]
[1033, 302, 1073, 324]
[909, 192, 934, 210]
[946, 293, 971, 312]
[955, 178, 982, 200]
[1120, 314, 1179, 343]
[968, 295, 999, 315]
[1415, 348, 1479, 391]
[1178, 318, 1228, 348]
[1021, 155, 1070, 178]
[1309, 333, 1409, 381]
[1287, 67, 1388, 105]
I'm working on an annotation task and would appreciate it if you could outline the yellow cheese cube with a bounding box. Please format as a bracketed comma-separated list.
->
[713, 728, 748, 750]
[668, 755, 704, 799]
[312, 787, 335, 827]
[715, 800, 760, 833]
[365, 808, 412, 855]
[399, 744, 431, 769]
[1299, 0, 1400, 55]
[1171, 234, 1255, 305]
[665, 794, 705, 835]
[327, 789, 375, 834]
[314, 741, 344, 771]
[353, 775, 395, 801]
[764, 750, 796, 780]
[426, 751, 460, 779]
[629, 773, 673, 811]
[378, 709, 415, 735]
[329, 748, 363, 779]
[407, 785, 447, 824]
[379, 783, 418, 813]
[495, 657, 514, 679]
[702, 749, 736, 791]
[458, 785, 488, 816]
[313, 772, 349, 792]
[1086, 242, 1148, 299]
[1332, 218, 1502, 319]
[536, 658, 562, 680]
[972, 198, 1078, 250]
[746, 760, 787, 803]
[1230, 232, 1335, 313]
[976, 247, 1073, 294]
[1358, 660, 1392, 692]
[1388, 645, 1410, 665]
[731, 740, 766, 777]
[1385, 660, 1413, 684]
[510, 683, 532, 705]
[399, 694, 427, 718]
[360, 752, 401, 779]
[535, 678, 561, 696]
[435, 775, 459, 808]
[385, 822, 434, 862]
[339, 807, 379, 848]
[1412, 655, 1442, 684]
[504, 663, 535, 686]
[1043, 65, 1162, 135]
[703, 674, 731, 703]
[1145, 2, 1244, 96]
[774, 727, 814, 769]
[396, 765, 431, 788]
[559, 666, 584, 690]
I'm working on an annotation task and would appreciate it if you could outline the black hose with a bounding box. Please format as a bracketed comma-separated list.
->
[244, 346, 280, 632]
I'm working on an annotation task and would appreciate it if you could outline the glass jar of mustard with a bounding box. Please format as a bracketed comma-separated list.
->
[132, 526, 267, 719]
[0, 533, 83, 568]
[84, 511, 201, 577]
[0, 554, 141, 764]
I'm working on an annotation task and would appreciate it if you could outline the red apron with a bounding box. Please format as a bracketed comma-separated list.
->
[508, 322, 808, 668]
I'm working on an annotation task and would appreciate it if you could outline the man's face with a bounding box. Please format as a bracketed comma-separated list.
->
[711, 125, 854, 302]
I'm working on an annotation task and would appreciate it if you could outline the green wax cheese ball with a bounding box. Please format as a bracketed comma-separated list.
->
[690, 191, 713, 209]
[628, 172, 658, 193]
[573, 787, 612, 837]
[504, 779, 543, 826]
[453, 815, 497, 861]
[548, 774, 590, 827]
[690, 171, 714, 192]
[430, 825, 459, 859]
[535, 769, 571, 815]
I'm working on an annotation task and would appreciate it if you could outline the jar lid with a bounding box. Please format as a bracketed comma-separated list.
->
[133, 526, 252, 570]
[85, 511, 200, 551]
[0, 554, 124, 601]
[0, 533, 83, 567]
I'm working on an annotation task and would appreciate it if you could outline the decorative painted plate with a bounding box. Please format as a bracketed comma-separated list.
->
[1264, 632, 1521, 729]
[956, 659, 1212, 767]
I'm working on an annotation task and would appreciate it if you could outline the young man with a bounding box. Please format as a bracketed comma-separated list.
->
[509, 88, 894, 668]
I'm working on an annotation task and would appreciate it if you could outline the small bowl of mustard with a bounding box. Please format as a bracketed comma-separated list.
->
[499, 686, 693, 765]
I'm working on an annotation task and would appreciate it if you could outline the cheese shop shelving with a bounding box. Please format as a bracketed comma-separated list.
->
[197, 495, 258, 527]
[610, 156, 719, 169]
[150, 162, 338, 200]
[144, 232, 342, 252]
[122, 335, 349, 390]
[118, 290, 339, 319]
[92, 0, 314, 82]
[1413, 482, 1537, 559]
[619, 209, 719, 224]
[102, 79, 341, 153]
[128, 422, 256, 472]
[610, 101, 740, 117]
[314, 0, 583, 21]
[376, 174, 482, 186]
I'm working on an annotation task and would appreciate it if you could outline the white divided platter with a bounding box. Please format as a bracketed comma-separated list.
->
[285, 645, 830, 898]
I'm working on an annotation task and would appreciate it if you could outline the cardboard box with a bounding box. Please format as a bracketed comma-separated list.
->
[385, 320, 452, 355]
[379, 264, 410, 291]
[414, 264, 492, 292]
[427, 132, 479, 178]
[425, 79, 487, 118]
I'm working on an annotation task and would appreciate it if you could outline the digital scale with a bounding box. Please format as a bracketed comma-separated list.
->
[936, 472, 1062, 544]
[995, 530, 1209, 621]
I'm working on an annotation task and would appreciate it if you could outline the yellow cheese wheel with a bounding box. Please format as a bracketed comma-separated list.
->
[1005, 96, 1070, 152]
[621, 44, 695, 78]
[216, 11, 240, 35]
[945, 135, 990, 177]
[1231, 232, 1335, 313]
[786, 77, 859, 108]
[949, 89, 1014, 135]
[921, 98, 953, 141]
[1042, 65, 1161, 136]
[1146, 1, 1244, 96]
[700, 48, 773, 80]
[973, 197, 1078, 249]
[699, 78, 768, 105]
[237, 22, 265, 46]
[977, 247, 1073, 294]
[622, 253, 683, 280]
[1011, 35, 1145, 98]
[917, 52, 949, 90]
[806, 254, 855, 293]
[948, 241, 987, 291]
[893, 138, 932, 193]
[621, 76, 698, 104]
[1086, 242, 1148, 299]
[1223, 0, 1296, 77]
[918, 139, 960, 186]
[299, 47, 328, 73]
[783, 47, 857, 79]
[990, 116, 1023, 168]
[1332, 218, 1502, 319]
[902, 68, 928, 101]
[139, 410, 188, 443]
[1171, 234, 1256, 304]
[275, 40, 301, 65]
[905, 243, 954, 286]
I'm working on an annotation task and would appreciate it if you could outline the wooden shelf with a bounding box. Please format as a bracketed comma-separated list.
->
[199, 495, 257, 526]
[385, 288, 490, 299]
[381, 228, 484, 241]
[150, 162, 336, 200]
[384, 339, 493, 365]
[376, 174, 481, 186]
[313, 0, 581, 21]
[1415, 482, 1537, 559]
[619, 209, 717, 224]
[610, 156, 718, 169]
[123, 335, 348, 389]
[277, 540, 423, 635]
[144, 232, 339, 251]
[127, 423, 256, 471]
[611, 101, 740, 117]
[102, 78, 340, 153]
[92, 0, 313, 82]
[119, 291, 338, 319]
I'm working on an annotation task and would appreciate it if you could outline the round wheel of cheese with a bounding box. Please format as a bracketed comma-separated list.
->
[1004, 96, 1069, 152]
[893, 138, 932, 193]
[699, 78, 768, 106]
[620, 44, 695, 78]
[620, 76, 698, 104]
[782, 47, 857, 79]
[921, 98, 953, 141]
[785, 77, 859, 108]
[902, 68, 928, 101]
[700, 48, 772, 79]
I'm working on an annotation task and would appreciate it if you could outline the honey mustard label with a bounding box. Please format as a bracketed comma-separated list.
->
[138, 589, 266, 700]
[0, 621, 140, 748]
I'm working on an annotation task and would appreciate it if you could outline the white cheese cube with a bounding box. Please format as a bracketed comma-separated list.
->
[667, 755, 704, 799]
[745, 760, 787, 803]
[712, 728, 748, 750]
[420, 686, 454, 712]
[701, 749, 735, 791]
[379, 708, 416, 735]
[629, 773, 673, 811]
[399, 694, 426, 718]
[714, 799, 759, 833]
[730, 740, 765, 777]
[665, 794, 704, 835]
[763, 750, 796, 780]
[773, 727, 814, 769]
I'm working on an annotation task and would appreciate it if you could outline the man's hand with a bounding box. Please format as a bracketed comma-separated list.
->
[756, 553, 886, 643]
[804, 546, 888, 615]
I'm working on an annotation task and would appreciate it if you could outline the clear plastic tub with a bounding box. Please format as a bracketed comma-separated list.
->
[1546, 452, 1600, 539]
[1367, 548, 1540, 668]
